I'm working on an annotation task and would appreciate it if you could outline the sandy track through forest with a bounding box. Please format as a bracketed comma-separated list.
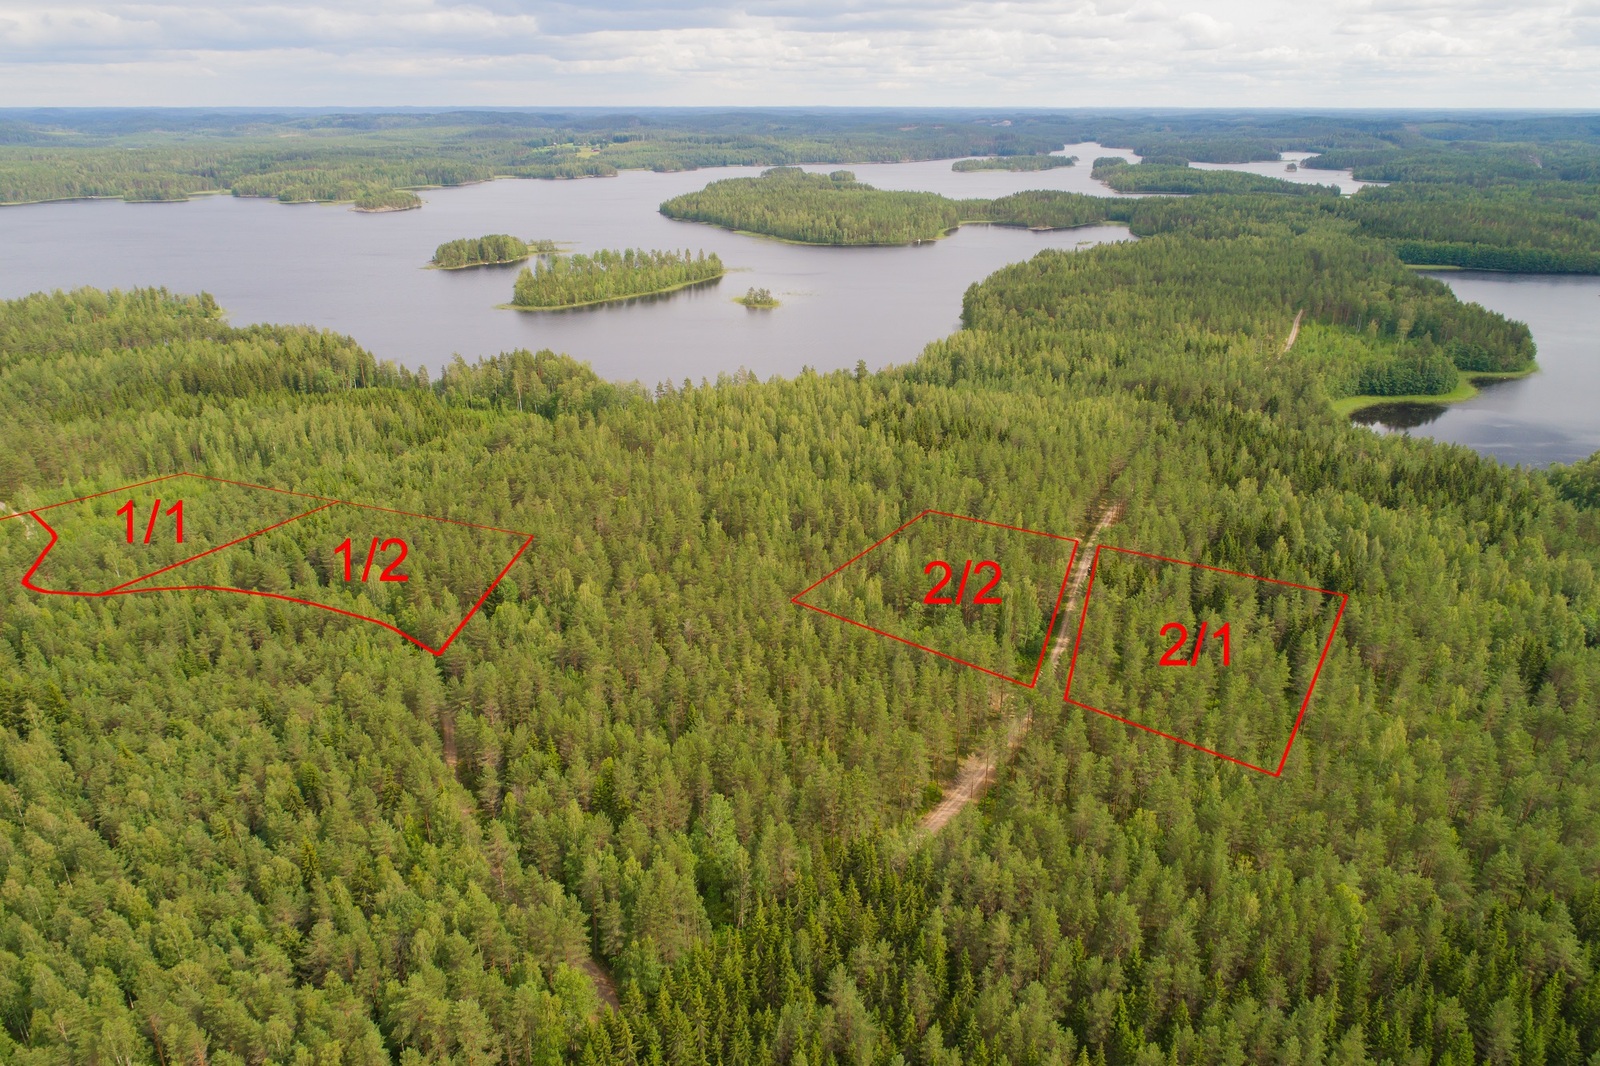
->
[1282, 309, 1304, 354]
[917, 499, 1124, 836]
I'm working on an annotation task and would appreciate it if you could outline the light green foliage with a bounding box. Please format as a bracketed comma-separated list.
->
[1, 110, 1600, 1064]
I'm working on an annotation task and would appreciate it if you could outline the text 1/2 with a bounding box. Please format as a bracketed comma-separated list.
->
[117, 499, 184, 544]
[923, 559, 1002, 605]
[335, 537, 410, 583]
[1158, 621, 1231, 667]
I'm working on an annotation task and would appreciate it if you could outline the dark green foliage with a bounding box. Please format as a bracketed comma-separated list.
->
[510, 247, 724, 309]
[1333, 183, 1600, 273]
[1091, 159, 1339, 196]
[976, 190, 1111, 229]
[661, 167, 962, 245]
[952, 154, 1076, 172]
[1305, 142, 1600, 185]
[433, 234, 534, 268]
[1355, 350, 1460, 396]
[1131, 137, 1283, 163]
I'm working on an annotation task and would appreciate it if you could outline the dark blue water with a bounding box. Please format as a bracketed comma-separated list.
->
[1352, 273, 1600, 467]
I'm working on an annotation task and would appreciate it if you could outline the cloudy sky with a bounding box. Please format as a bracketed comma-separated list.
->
[0, 0, 1595, 107]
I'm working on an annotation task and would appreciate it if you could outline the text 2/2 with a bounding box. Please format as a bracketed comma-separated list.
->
[335, 537, 410, 583]
[117, 499, 183, 544]
[923, 559, 1002, 605]
[1158, 621, 1231, 667]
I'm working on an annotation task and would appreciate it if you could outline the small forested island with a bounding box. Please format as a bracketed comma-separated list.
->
[351, 188, 421, 212]
[1090, 156, 1338, 196]
[952, 154, 1077, 172]
[431, 235, 558, 269]
[509, 247, 724, 309]
[661, 166, 964, 245]
[736, 286, 779, 307]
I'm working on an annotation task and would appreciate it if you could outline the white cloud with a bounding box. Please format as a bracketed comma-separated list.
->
[0, 0, 1592, 105]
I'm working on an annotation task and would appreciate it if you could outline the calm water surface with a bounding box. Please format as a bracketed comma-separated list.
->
[0, 144, 1158, 384]
[0, 142, 1376, 384]
[1352, 272, 1600, 467]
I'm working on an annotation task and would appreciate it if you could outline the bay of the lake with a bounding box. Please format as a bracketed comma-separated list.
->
[1352, 272, 1600, 468]
[0, 143, 1162, 385]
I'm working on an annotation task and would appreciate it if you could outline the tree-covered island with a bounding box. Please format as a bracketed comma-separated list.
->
[736, 286, 779, 307]
[431, 235, 559, 269]
[351, 188, 421, 212]
[509, 247, 724, 310]
[952, 154, 1077, 172]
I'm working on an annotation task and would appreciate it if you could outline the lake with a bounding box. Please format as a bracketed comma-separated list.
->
[0, 143, 1160, 385]
[12, 142, 1585, 469]
[1352, 272, 1600, 468]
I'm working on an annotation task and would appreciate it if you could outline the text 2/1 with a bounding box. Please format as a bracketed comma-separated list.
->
[1158, 621, 1231, 667]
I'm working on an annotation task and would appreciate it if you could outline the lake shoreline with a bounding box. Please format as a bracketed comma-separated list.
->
[1332, 367, 1537, 418]
[499, 271, 727, 312]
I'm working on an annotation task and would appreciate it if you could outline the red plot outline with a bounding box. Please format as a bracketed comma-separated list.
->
[1061, 544, 1348, 776]
[791, 509, 1080, 688]
[4, 472, 533, 656]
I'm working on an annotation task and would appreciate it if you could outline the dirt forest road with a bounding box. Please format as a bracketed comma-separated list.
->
[917, 499, 1125, 837]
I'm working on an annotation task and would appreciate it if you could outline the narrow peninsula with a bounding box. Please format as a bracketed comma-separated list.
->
[509, 247, 725, 310]
[952, 155, 1076, 172]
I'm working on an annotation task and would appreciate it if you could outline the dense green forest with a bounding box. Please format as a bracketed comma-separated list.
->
[952, 156, 1076, 172]
[3, 135, 1600, 1062]
[657, 160, 1600, 276]
[433, 236, 542, 270]
[509, 248, 725, 310]
[3, 107, 1600, 1064]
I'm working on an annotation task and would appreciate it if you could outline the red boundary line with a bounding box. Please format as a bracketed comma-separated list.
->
[0, 473, 187, 522]
[791, 510, 1081, 689]
[106, 503, 338, 592]
[1060, 544, 1348, 777]
[9, 475, 534, 656]
[182, 473, 529, 536]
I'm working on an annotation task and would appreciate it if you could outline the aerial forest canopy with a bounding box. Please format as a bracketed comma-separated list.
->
[3, 118, 1600, 1060]
[509, 247, 725, 309]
